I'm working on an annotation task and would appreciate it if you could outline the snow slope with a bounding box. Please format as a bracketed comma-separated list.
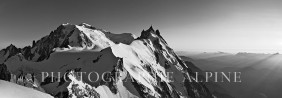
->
[0, 80, 53, 98]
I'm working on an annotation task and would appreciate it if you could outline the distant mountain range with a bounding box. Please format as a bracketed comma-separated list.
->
[179, 52, 282, 98]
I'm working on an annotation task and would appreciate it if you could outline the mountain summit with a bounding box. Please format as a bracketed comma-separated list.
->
[0, 23, 213, 98]
[1, 23, 135, 62]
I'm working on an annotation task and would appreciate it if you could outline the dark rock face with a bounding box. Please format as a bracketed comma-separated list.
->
[0, 44, 21, 62]
[21, 46, 34, 60]
[32, 25, 75, 61]
[0, 63, 11, 81]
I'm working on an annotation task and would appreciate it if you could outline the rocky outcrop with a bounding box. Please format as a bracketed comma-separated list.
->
[0, 63, 11, 81]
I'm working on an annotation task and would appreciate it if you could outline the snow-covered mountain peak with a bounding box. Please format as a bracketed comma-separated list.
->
[78, 23, 93, 28]
[62, 23, 70, 26]
[58, 23, 96, 33]
[0, 23, 213, 98]
[0, 23, 136, 61]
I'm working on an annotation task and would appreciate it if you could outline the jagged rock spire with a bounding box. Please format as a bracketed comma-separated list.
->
[148, 25, 154, 31]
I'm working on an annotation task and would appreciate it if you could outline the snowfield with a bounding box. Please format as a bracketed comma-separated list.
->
[0, 80, 53, 98]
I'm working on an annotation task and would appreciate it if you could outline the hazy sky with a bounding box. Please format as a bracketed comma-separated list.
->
[1, 0, 282, 53]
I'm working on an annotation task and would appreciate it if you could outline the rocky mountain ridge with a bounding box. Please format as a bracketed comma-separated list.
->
[0, 23, 213, 98]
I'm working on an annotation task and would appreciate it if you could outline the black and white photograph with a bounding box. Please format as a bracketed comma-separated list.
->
[0, 0, 282, 98]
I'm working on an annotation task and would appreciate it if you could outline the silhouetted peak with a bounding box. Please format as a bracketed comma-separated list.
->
[8, 44, 15, 47]
[143, 25, 155, 33]
[139, 26, 156, 39]
[7, 44, 17, 49]
[139, 26, 166, 41]
[0, 43, 21, 61]
[148, 25, 154, 31]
